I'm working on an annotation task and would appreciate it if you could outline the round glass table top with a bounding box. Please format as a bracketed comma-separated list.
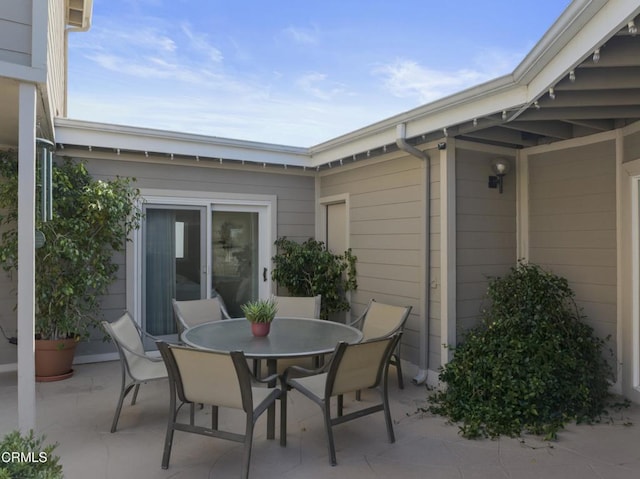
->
[181, 317, 363, 359]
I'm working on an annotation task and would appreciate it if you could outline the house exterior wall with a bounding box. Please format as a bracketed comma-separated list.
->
[318, 152, 434, 369]
[0, 1, 33, 66]
[0, 155, 316, 365]
[455, 148, 517, 337]
[528, 140, 618, 368]
[619, 125, 640, 403]
[47, 0, 66, 118]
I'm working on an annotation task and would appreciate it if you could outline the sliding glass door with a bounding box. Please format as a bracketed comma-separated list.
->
[140, 199, 271, 341]
[211, 209, 260, 317]
[143, 206, 205, 336]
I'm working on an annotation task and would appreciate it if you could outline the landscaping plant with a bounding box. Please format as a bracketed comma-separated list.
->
[0, 430, 62, 479]
[271, 237, 357, 320]
[429, 261, 614, 439]
[0, 151, 142, 340]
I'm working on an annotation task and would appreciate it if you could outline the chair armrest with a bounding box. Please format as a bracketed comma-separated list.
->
[281, 362, 328, 384]
[115, 340, 164, 362]
[346, 310, 366, 330]
[135, 323, 164, 343]
[254, 372, 279, 385]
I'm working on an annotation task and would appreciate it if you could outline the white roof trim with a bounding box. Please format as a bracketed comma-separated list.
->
[54, 118, 310, 166]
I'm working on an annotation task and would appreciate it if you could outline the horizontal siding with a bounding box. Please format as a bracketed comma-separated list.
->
[0, 0, 32, 66]
[47, 0, 66, 116]
[529, 140, 617, 365]
[456, 148, 517, 342]
[320, 155, 429, 366]
[73, 157, 315, 357]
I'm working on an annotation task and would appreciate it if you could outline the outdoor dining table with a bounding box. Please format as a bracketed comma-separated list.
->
[181, 316, 364, 440]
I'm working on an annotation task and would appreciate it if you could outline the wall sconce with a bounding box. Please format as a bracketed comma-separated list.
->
[488, 158, 511, 194]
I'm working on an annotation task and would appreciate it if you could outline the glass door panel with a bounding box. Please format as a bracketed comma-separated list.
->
[211, 211, 260, 317]
[143, 206, 205, 337]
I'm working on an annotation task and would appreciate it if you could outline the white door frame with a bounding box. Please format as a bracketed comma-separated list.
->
[127, 189, 276, 324]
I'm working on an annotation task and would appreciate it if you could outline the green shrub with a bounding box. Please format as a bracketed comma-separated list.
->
[271, 237, 357, 320]
[0, 430, 62, 479]
[429, 262, 614, 439]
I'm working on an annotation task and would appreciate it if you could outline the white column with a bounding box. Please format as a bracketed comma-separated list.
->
[440, 139, 456, 367]
[516, 151, 529, 260]
[17, 83, 37, 433]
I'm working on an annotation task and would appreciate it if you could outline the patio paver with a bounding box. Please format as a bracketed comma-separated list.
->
[1, 361, 640, 478]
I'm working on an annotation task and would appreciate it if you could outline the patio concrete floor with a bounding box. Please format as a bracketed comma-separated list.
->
[2, 360, 640, 479]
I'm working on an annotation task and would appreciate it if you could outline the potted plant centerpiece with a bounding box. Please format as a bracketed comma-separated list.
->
[0, 152, 142, 381]
[241, 297, 278, 337]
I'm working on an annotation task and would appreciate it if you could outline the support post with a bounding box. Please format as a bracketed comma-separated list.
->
[17, 83, 37, 433]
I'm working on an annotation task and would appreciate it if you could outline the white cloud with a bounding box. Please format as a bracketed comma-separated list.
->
[374, 59, 494, 103]
[283, 26, 319, 45]
[180, 23, 224, 63]
[296, 72, 347, 101]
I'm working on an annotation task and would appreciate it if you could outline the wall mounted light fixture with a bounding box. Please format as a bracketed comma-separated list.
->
[488, 158, 511, 194]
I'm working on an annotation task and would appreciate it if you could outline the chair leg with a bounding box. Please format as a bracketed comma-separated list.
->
[323, 401, 338, 466]
[161, 419, 176, 469]
[211, 405, 219, 430]
[394, 353, 404, 389]
[355, 390, 361, 401]
[280, 388, 287, 447]
[131, 383, 141, 405]
[111, 383, 135, 433]
[190, 403, 195, 425]
[242, 418, 255, 479]
[337, 394, 344, 417]
[382, 384, 396, 444]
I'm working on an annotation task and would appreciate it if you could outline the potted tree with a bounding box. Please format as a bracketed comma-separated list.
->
[241, 297, 278, 337]
[0, 151, 142, 381]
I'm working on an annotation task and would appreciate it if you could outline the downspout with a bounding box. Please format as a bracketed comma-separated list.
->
[396, 123, 430, 385]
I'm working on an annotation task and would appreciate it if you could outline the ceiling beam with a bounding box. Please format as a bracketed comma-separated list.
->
[538, 89, 640, 108]
[462, 127, 539, 147]
[518, 105, 640, 121]
[554, 67, 640, 91]
[502, 120, 573, 139]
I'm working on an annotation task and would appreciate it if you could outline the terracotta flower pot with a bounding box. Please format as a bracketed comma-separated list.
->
[35, 338, 77, 382]
[251, 322, 271, 337]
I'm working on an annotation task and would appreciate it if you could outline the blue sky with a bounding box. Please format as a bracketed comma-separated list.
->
[67, 0, 572, 147]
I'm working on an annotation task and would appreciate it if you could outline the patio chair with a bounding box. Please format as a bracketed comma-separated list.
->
[157, 342, 282, 478]
[172, 296, 231, 335]
[101, 312, 168, 433]
[273, 294, 321, 319]
[280, 333, 402, 466]
[347, 299, 412, 390]
[260, 295, 322, 376]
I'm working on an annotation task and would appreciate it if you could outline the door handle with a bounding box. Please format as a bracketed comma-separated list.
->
[263, 267, 267, 282]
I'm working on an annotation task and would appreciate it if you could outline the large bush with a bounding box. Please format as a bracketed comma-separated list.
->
[429, 262, 613, 439]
